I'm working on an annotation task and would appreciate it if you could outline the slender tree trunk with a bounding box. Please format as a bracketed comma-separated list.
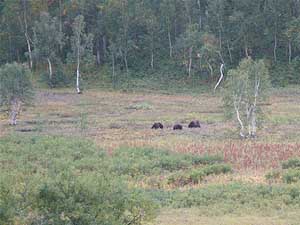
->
[168, 24, 173, 58]
[25, 34, 33, 69]
[76, 54, 81, 94]
[207, 62, 213, 81]
[217, 51, 225, 64]
[244, 36, 249, 58]
[214, 64, 224, 92]
[151, 52, 154, 69]
[174, 17, 177, 39]
[188, 47, 193, 77]
[103, 36, 107, 59]
[151, 33, 154, 69]
[197, 0, 202, 29]
[96, 39, 101, 65]
[47, 58, 53, 81]
[21, 0, 33, 69]
[218, 15, 223, 50]
[9, 98, 21, 126]
[75, 30, 82, 94]
[288, 40, 292, 64]
[17, 49, 20, 62]
[97, 49, 101, 65]
[8, 33, 12, 62]
[250, 78, 260, 137]
[227, 40, 233, 63]
[250, 109, 257, 137]
[59, 0, 62, 33]
[274, 29, 277, 62]
[234, 96, 245, 138]
[111, 50, 116, 88]
[124, 50, 128, 74]
[245, 46, 249, 58]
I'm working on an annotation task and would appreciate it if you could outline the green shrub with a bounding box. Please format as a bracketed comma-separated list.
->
[266, 158, 300, 184]
[111, 147, 224, 177]
[282, 169, 300, 184]
[35, 173, 156, 225]
[40, 66, 71, 88]
[282, 158, 300, 169]
[146, 183, 300, 210]
[0, 136, 157, 225]
[265, 170, 281, 182]
[167, 164, 232, 186]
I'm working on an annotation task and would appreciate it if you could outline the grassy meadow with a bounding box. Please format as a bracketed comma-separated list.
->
[1, 85, 300, 224]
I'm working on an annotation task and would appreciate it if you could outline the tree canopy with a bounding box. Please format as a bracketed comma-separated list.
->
[0, 0, 299, 86]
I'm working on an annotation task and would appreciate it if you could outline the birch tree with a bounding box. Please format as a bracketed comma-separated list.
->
[0, 63, 33, 125]
[161, 0, 176, 58]
[176, 24, 202, 77]
[223, 58, 270, 138]
[69, 15, 94, 94]
[32, 12, 64, 86]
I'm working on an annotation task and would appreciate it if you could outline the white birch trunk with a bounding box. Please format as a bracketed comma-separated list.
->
[188, 47, 193, 77]
[47, 58, 53, 81]
[124, 50, 128, 74]
[288, 41, 292, 64]
[151, 51, 154, 69]
[25, 34, 33, 69]
[234, 97, 245, 138]
[96, 46, 101, 65]
[207, 62, 213, 80]
[76, 56, 81, 94]
[214, 64, 224, 92]
[250, 78, 260, 137]
[19, 2, 33, 69]
[168, 27, 173, 58]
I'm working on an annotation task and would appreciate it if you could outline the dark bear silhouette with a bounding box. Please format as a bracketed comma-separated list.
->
[173, 124, 183, 130]
[188, 120, 201, 128]
[152, 122, 163, 129]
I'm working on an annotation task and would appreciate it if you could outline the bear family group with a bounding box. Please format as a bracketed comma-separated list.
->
[151, 120, 201, 130]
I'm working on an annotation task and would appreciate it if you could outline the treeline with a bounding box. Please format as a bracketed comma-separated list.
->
[1, 0, 300, 86]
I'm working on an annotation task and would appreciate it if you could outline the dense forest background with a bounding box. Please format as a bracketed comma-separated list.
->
[1, 0, 300, 88]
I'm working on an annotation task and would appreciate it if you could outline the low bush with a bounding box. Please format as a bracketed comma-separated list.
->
[0, 136, 157, 225]
[167, 164, 232, 186]
[282, 158, 300, 169]
[146, 183, 300, 211]
[111, 147, 224, 177]
[282, 169, 300, 184]
[266, 158, 300, 184]
[39, 66, 72, 88]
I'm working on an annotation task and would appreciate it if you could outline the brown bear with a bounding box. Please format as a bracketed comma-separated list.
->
[173, 124, 183, 130]
[188, 120, 201, 128]
[152, 122, 164, 129]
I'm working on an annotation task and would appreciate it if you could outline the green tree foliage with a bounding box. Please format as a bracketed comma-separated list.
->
[0, 0, 300, 86]
[32, 12, 64, 86]
[68, 15, 94, 93]
[0, 62, 33, 125]
[223, 58, 270, 138]
[0, 136, 157, 225]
